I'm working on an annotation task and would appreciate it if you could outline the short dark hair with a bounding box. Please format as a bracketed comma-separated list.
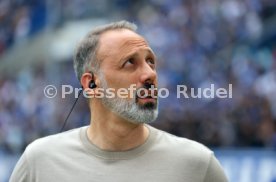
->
[73, 20, 137, 81]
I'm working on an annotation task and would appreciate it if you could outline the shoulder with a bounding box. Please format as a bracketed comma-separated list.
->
[149, 126, 228, 181]
[149, 125, 213, 163]
[25, 126, 86, 158]
[10, 127, 87, 181]
[151, 125, 212, 153]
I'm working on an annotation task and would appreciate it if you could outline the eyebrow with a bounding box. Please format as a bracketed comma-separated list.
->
[120, 48, 156, 64]
[147, 48, 156, 59]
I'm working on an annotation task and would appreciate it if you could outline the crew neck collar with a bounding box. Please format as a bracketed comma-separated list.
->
[79, 124, 158, 160]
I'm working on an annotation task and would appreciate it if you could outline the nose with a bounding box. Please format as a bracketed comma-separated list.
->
[139, 62, 157, 85]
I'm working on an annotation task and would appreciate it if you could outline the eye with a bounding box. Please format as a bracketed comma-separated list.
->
[123, 58, 135, 67]
[146, 58, 155, 68]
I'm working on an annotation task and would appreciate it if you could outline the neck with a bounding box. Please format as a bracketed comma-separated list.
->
[87, 102, 149, 151]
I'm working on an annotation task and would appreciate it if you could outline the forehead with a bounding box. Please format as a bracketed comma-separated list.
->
[97, 29, 151, 61]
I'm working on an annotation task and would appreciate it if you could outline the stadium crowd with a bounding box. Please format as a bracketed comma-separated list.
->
[0, 0, 276, 157]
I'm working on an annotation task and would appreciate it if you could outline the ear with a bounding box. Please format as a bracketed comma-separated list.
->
[81, 73, 95, 98]
[81, 72, 93, 90]
[80, 72, 101, 98]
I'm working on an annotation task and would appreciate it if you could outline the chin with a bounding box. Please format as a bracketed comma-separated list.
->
[126, 107, 159, 124]
[137, 98, 158, 110]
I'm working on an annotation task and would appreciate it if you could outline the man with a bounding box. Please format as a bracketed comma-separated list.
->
[10, 20, 228, 182]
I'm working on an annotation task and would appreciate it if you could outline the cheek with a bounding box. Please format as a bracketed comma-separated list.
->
[102, 67, 140, 90]
[104, 78, 137, 100]
[105, 75, 135, 89]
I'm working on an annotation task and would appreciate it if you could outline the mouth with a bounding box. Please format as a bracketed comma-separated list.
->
[137, 96, 157, 110]
[138, 96, 156, 102]
[136, 88, 158, 105]
[137, 89, 157, 98]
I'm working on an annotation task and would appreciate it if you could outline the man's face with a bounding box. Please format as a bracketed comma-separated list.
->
[96, 29, 158, 123]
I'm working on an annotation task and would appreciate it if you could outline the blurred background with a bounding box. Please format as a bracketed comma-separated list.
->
[0, 0, 276, 181]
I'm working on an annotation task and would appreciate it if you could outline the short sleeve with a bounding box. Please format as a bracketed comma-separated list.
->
[203, 153, 228, 182]
[9, 151, 30, 182]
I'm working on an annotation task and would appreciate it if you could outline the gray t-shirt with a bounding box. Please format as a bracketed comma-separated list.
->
[10, 125, 228, 182]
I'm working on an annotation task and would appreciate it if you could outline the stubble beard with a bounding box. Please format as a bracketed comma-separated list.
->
[98, 72, 158, 124]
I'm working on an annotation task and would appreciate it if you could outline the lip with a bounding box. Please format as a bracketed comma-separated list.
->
[137, 89, 158, 98]
[137, 97, 157, 103]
